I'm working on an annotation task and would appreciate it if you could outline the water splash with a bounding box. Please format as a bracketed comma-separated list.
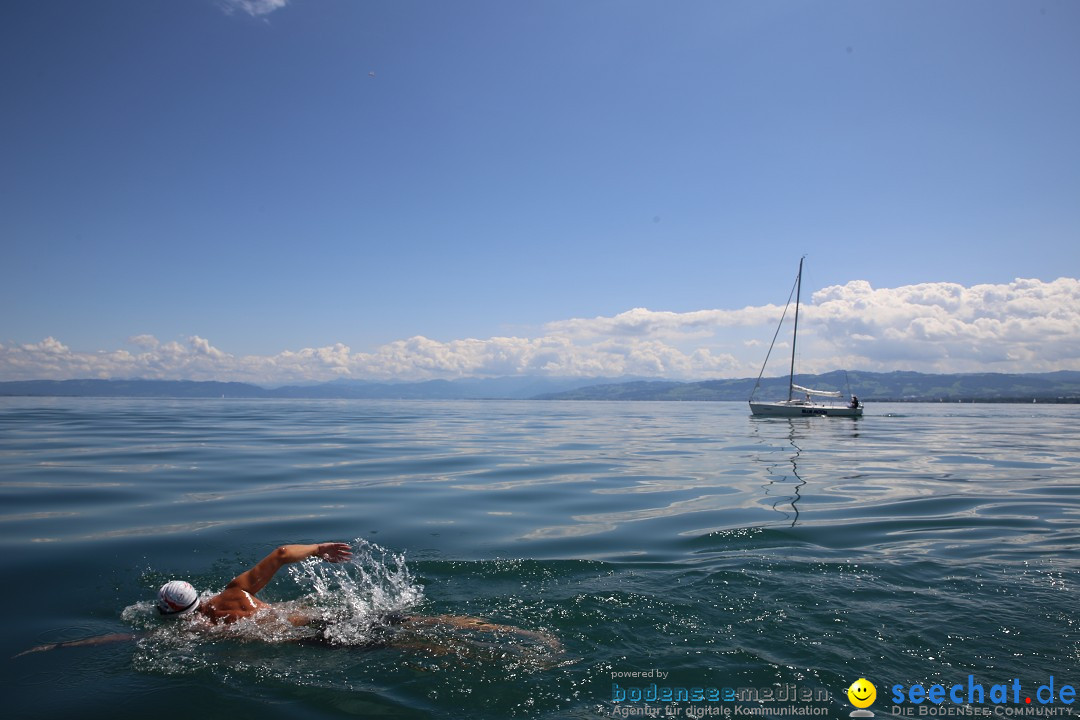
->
[286, 538, 424, 645]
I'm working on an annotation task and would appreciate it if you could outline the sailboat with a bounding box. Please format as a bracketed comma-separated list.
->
[749, 257, 863, 418]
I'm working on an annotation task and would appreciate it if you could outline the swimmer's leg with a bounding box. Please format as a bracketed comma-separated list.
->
[13, 632, 141, 658]
[401, 614, 562, 652]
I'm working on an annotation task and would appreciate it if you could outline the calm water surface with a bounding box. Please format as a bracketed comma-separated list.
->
[2, 398, 1078, 719]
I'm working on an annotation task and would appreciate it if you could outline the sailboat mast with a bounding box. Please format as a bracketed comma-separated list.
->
[787, 257, 804, 402]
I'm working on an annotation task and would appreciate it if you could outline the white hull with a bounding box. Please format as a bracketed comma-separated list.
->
[749, 401, 863, 418]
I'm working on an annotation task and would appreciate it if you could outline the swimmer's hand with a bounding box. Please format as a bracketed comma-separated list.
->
[316, 542, 352, 563]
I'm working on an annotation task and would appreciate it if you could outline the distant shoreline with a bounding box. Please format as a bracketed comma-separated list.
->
[1, 371, 1078, 403]
[0, 395, 1075, 404]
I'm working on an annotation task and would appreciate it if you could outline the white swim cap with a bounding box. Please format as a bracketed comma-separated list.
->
[157, 580, 199, 617]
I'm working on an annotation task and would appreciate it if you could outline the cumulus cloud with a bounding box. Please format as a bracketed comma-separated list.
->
[0, 333, 743, 384]
[1, 278, 1077, 384]
[219, 0, 290, 17]
[546, 305, 784, 340]
[802, 277, 1080, 373]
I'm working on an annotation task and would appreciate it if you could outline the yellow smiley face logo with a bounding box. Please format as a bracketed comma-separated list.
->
[848, 678, 877, 708]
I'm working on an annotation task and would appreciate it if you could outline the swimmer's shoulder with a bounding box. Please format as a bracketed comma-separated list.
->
[201, 587, 267, 622]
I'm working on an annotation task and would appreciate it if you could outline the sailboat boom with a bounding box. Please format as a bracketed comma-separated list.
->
[792, 384, 843, 398]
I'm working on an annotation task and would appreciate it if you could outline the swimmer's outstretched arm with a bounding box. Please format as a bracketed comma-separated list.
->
[13, 632, 142, 658]
[228, 541, 352, 595]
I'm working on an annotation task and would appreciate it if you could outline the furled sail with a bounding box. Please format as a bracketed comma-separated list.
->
[792, 383, 843, 398]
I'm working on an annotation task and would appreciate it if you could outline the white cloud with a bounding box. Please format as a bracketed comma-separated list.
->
[546, 305, 784, 340]
[219, 0, 290, 18]
[1, 278, 1078, 384]
[801, 276, 1080, 373]
[128, 334, 159, 350]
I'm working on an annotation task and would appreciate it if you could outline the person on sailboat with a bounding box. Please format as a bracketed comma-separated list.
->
[849, 395, 860, 409]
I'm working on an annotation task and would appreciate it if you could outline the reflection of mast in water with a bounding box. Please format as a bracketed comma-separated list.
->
[759, 419, 805, 527]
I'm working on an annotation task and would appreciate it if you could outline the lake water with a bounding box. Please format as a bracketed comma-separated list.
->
[2, 398, 1078, 720]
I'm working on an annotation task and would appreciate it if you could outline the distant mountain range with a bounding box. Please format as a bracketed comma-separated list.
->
[1, 371, 1079, 402]
[535, 370, 1080, 402]
[0, 376, 621, 400]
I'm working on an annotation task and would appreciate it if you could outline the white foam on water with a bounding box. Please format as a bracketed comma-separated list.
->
[286, 538, 424, 645]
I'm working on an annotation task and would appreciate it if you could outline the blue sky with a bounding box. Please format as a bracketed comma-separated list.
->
[2, 0, 1078, 383]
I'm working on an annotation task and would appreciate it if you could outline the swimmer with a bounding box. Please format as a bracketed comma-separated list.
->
[158, 541, 354, 624]
[15, 541, 560, 657]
